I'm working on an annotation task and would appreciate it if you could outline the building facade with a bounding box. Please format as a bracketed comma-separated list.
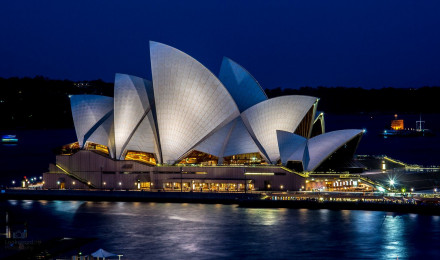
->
[43, 42, 363, 191]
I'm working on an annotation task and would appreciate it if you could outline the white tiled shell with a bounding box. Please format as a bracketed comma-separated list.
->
[192, 119, 235, 157]
[223, 117, 262, 157]
[276, 130, 307, 165]
[150, 41, 240, 164]
[87, 113, 116, 158]
[70, 95, 114, 148]
[241, 95, 317, 163]
[218, 57, 267, 112]
[123, 111, 158, 157]
[114, 74, 156, 159]
[307, 129, 363, 171]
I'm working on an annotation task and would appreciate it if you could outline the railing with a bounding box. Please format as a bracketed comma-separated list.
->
[55, 164, 97, 189]
[280, 167, 309, 178]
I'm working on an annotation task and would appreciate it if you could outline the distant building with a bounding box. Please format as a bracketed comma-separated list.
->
[73, 82, 90, 88]
[43, 42, 363, 191]
[391, 119, 404, 130]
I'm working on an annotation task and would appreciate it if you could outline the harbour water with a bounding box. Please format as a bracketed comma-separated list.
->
[2, 200, 440, 259]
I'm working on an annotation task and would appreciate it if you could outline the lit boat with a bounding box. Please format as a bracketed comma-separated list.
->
[1, 135, 18, 143]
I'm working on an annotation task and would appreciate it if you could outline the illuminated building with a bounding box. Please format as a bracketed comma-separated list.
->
[391, 119, 404, 130]
[43, 42, 363, 191]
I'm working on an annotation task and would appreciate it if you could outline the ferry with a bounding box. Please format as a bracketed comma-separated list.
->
[380, 115, 435, 137]
[1, 135, 18, 143]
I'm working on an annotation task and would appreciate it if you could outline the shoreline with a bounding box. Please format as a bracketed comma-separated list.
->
[0, 189, 261, 204]
[2, 189, 440, 215]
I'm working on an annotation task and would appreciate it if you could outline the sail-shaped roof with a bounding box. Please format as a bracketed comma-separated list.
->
[70, 95, 114, 148]
[67, 42, 363, 172]
[113, 74, 157, 159]
[241, 95, 318, 163]
[150, 41, 240, 164]
[307, 129, 363, 171]
[218, 57, 267, 112]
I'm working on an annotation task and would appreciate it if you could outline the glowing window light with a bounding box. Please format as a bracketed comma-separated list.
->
[244, 172, 274, 176]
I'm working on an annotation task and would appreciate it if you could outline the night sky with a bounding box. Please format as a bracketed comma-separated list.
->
[1, 1, 440, 89]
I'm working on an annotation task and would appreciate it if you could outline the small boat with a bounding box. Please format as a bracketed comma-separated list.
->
[1, 135, 18, 143]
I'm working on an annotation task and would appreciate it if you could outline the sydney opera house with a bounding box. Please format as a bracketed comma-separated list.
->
[43, 41, 364, 191]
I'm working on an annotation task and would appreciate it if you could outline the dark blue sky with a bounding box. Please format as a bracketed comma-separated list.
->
[1, 1, 440, 89]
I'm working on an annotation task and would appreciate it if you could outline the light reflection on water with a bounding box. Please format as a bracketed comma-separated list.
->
[382, 215, 408, 259]
[3, 200, 440, 259]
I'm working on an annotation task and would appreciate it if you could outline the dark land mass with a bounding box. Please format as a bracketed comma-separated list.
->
[1, 76, 440, 129]
[265, 86, 440, 114]
[0, 76, 113, 129]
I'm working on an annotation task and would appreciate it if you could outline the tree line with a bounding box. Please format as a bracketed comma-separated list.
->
[0, 76, 439, 129]
[265, 86, 440, 114]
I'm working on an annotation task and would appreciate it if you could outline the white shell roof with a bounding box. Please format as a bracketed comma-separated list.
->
[276, 130, 307, 165]
[192, 119, 235, 157]
[150, 41, 240, 164]
[223, 117, 262, 157]
[218, 57, 267, 112]
[241, 95, 318, 163]
[87, 113, 116, 158]
[306, 129, 363, 171]
[113, 74, 156, 159]
[68, 43, 363, 169]
[123, 112, 158, 157]
[70, 95, 114, 148]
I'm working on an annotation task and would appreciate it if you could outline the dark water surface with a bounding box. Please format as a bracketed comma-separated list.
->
[2, 200, 440, 259]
